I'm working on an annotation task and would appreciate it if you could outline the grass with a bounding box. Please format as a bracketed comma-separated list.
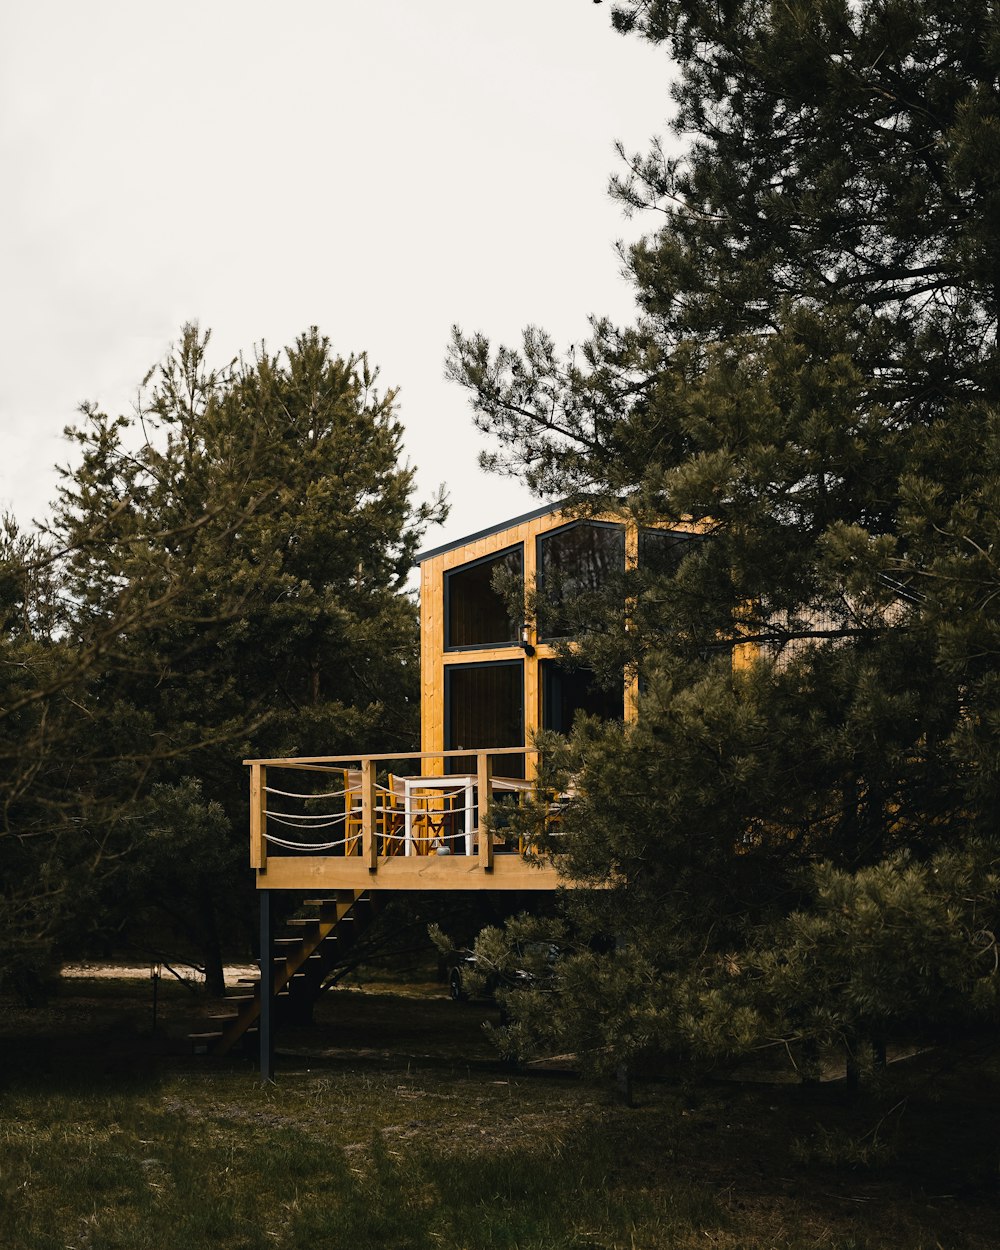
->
[0, 972, 997, 1249]
[0, 1071, 722, 1250]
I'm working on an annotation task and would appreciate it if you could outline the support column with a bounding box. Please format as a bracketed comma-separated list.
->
[259, 889, 274, 1083]
[477, 751, 494, 871]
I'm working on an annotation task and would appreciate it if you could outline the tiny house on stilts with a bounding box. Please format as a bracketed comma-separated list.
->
[216, 503, 696, 1074]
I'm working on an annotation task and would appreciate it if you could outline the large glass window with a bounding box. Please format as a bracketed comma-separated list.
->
[445, 660, 524, 776]
[445, 546, 523, 650]
[537, 522, 625, 639]
[541, 660, 624, 734]
[639, 527, 698, 574]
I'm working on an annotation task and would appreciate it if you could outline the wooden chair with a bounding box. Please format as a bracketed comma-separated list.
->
[415, 784, 460, 855]
[344, 769, 419, 857]
[381, 775, 407, 857]
[387, 775, 459, 855]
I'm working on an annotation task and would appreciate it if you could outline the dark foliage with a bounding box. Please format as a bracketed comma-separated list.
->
[0, 326, 443, 995]
[449, 1, 1000, 1075]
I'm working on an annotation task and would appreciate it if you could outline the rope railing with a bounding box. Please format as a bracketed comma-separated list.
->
[247, 749, 569, 871]
[264, 783, 351, 800]
[264, 831, 354, 851]
[262, 824, 460, 851]
[262, 826, 567, 854]
[265, 811, 350, 830]
[266, 802, 480, 824]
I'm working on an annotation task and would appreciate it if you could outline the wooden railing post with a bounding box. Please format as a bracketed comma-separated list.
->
[361, 758, 377, 872]
[477, 751, 493, 872]
[249, 763, 267, 871]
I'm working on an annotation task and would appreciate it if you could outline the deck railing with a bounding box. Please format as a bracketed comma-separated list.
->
[245, 748, 566, 878]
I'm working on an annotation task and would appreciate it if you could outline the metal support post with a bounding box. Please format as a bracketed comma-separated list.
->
[259, 889, 274, 1083]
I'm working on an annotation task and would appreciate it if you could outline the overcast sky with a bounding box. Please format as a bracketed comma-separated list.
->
[1, 1, 673, 553]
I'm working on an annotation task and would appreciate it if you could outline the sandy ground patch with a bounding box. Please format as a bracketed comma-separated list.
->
[61, 961, 259, 986]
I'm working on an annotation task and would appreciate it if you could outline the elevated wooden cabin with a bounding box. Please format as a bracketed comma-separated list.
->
[246, 502, 698, 896]
[226, 504, 697, 1067]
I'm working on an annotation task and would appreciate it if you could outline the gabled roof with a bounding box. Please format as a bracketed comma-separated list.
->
[414, 500, 566, 563]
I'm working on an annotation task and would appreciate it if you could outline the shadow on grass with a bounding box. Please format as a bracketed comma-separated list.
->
[2, 978, 999, 1249]
[0, 1089, 727, 1250]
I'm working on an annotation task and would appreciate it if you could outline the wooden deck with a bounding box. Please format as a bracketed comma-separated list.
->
[246, 748, 570, 892]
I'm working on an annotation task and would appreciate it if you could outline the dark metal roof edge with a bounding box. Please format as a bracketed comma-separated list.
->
[414, 499, 569, 563]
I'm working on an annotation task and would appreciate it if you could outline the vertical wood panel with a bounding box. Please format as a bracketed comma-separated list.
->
[522, 521, 539, 774]
[421, 555, 444, 772]
[361, 758, 377, 870]
[421, 507, 629, 784]
[249, 763, 266, 871]
[477, 751, 494, 871]
[625, 521, 639, 724]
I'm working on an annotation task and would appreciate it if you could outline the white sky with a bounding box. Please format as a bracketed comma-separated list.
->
[0, 1, 672, 553]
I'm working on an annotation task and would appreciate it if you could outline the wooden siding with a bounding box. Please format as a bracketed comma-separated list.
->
[258, 854, 564, 892]
[419, 510, 567, 778]
[418, 507, 701, 777]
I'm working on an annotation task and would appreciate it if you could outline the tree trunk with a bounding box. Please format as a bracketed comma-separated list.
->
[200, 894, 226, 997]
[613, 1060, 633, 1107]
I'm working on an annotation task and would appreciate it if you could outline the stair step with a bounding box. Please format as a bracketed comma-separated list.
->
[285, 916, 354, 931]
[193, 890, 372, 1058]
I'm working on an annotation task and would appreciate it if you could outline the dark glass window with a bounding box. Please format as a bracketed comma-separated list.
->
[446, 546, 523, 649]
[541, 660, 624, 734]
[639, 528, 698, 574]
[445, 661, 524, 776]
[537, 523, 625, 639]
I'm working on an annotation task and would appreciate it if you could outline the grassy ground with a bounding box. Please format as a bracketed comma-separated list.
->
[0, 970, 997, 1249]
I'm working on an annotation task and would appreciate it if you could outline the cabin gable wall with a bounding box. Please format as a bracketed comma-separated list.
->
[419, 507, 699, 775]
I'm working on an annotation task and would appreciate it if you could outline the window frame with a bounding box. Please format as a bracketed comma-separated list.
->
[535, 519, 626, 642]
[539, 657, 626, 734]
[443, 658, 526, 775]
[638, 526, 701, 573]
[443, 543, 524, 653]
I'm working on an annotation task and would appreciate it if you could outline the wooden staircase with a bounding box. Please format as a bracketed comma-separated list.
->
[190, 890, 374, 1056]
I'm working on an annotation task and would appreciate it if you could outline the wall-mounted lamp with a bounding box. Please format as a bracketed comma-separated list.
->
[520, 622, 535, 656]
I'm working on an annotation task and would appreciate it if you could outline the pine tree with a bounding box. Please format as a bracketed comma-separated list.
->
[0, 520, 94, 1000]
[449, 1, 1000, 1075]
[44, 325, 442, 991]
